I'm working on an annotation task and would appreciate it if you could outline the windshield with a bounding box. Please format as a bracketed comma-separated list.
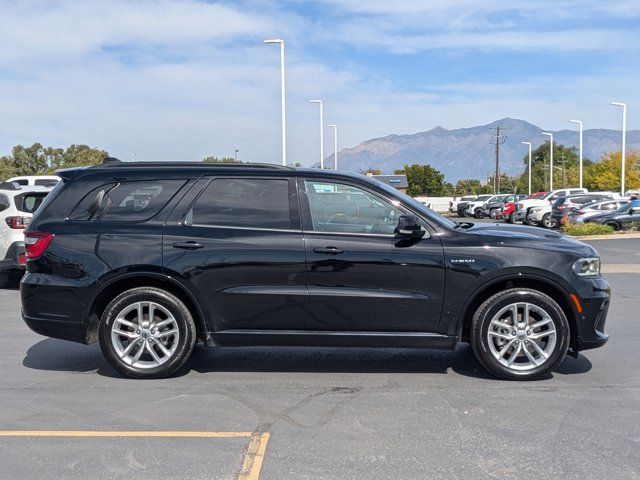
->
[619, 200, 640, 212]
[370, 178, 458, 229]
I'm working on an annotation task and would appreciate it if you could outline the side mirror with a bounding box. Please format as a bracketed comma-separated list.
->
[395, 214, 426, 239]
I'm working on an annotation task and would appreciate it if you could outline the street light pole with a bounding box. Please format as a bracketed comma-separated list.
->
[569, 119, 583, 189]
[521, 141, 532, 195]
[328, 124, 338, 170]
[542, 132, 554, 191]
[611, 102, 627, 196]
[309, 100, 324, 168]
[263, 39, 287, 166]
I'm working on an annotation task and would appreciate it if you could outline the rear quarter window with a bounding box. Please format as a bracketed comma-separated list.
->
[69, 180, 185, 222]
[0, 194, 9, 212]
[15, 192, 49, 213]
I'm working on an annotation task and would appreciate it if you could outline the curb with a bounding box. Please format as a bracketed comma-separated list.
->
[568, 232, 640, 241]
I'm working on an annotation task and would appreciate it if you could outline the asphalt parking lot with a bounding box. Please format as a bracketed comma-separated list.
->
[1, 237, 639, 480]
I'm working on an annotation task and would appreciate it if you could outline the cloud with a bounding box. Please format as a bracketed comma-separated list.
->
[0, 0, 637, 167]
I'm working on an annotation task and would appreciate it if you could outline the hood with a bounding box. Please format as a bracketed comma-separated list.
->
[460, 222, 596, 256]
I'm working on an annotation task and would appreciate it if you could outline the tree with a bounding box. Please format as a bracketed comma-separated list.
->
[394, 164, 446, 196]
[454, 179, 483, 195]
[0, 143, 108, 179]
[517, 141, 580, 193]
[584, 150, 640, 192]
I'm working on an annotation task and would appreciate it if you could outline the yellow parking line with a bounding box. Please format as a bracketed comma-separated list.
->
[0, 430, 271, 479]
[238, 433, 271, 480]
[0, 430, 252, 438]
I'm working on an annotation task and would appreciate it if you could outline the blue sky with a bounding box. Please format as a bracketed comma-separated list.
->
[0, 0, 638, 165]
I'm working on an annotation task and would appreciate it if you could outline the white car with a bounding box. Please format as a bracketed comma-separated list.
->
[0, 182, 52, 288]
[463, 195, 495, 218]
[527, 204, 554, 227]
[5, 175, 60, 188]
[513, 188, 588, 223]
[449, 195, 477, 214]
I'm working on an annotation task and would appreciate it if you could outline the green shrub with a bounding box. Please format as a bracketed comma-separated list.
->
[563, 223, 615, 236]
[624, 221, 640, 232]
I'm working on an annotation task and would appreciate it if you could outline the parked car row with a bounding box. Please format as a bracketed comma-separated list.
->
[0, 177, 59, 288]
[451, 187, 638, 231]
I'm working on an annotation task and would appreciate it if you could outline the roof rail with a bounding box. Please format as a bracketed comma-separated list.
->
[97, 161, 293, 170]
[102, 156, 122, 164]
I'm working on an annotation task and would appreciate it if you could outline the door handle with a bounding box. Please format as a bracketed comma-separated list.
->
[172, 241, 204, 250]
[313, 246, 344, 255]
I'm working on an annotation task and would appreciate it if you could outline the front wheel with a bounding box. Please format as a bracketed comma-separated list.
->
[470, 288, 570, 380]
[99, 287, 197, 379]
[541, 213, 555, 229]
[474, 208, 483, 219]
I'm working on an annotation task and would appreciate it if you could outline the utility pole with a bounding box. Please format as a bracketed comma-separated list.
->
[489, 126, 507, 194]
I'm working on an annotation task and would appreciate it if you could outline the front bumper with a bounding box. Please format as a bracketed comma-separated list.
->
[573, 277, 611, 351]
[512, 209, 527, 223]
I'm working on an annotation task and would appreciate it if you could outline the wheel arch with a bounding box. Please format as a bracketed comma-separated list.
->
[458, 273, 579, 349]
[85, 272, 208, 344]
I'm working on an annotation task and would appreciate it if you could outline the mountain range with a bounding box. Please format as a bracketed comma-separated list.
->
[324, 118, 640, 182]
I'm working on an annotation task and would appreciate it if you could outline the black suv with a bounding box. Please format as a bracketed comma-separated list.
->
[21, 161, 610, 380]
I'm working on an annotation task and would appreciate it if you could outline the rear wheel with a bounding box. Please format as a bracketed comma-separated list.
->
[605, 221, 621, 231]
[0, 272, 9, 289]
[489, 209, 499, 220]
[507, 213, 514, 223]
[99, 287, 197, 379]
[474, 208, 483, 219]
[471, 288, 569, 380]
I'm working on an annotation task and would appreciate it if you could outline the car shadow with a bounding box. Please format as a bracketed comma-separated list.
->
[22, 338, 592, 380]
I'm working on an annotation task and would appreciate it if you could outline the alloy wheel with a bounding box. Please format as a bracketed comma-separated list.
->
[486, 302, 557, 371]
[110, 301, 180, 369]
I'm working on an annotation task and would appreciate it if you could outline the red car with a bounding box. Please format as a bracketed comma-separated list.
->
[501, 192, 547, 223]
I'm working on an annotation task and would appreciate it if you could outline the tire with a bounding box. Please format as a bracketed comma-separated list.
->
[605, 221, 621, 231]
[99, 287, 197, 379]
[489, 209, 499, 220]
[541, 213, 553, 229]
[0, 272, 9, 289]
[507, 213, 514, 224]
[474, 208, 483, 219]
[470, 288, 570, 380]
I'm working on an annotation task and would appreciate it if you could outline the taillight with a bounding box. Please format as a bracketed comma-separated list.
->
[5, 216, 31, 229]
[18, 253, 26, 265]
[24, 232, 54, 260]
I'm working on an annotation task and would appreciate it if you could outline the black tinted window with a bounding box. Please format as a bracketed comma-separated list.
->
[70, 180, 184, 221]
[16, 192, 48, 213]
[0, 194, 9, 212]
[34, 179, 59, 187]
[191, 178, 291, 229]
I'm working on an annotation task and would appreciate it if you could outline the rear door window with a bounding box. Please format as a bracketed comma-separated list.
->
[189, 178, 293, 230]
[70, 180, 185, 221]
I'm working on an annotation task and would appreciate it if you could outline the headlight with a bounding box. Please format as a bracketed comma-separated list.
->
[572, 257, 600, 277]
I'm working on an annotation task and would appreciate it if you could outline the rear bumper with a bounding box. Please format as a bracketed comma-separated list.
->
[22, 313, 92, 343]
[20, 272, 96, 344]
[0, 241, 26, 273]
